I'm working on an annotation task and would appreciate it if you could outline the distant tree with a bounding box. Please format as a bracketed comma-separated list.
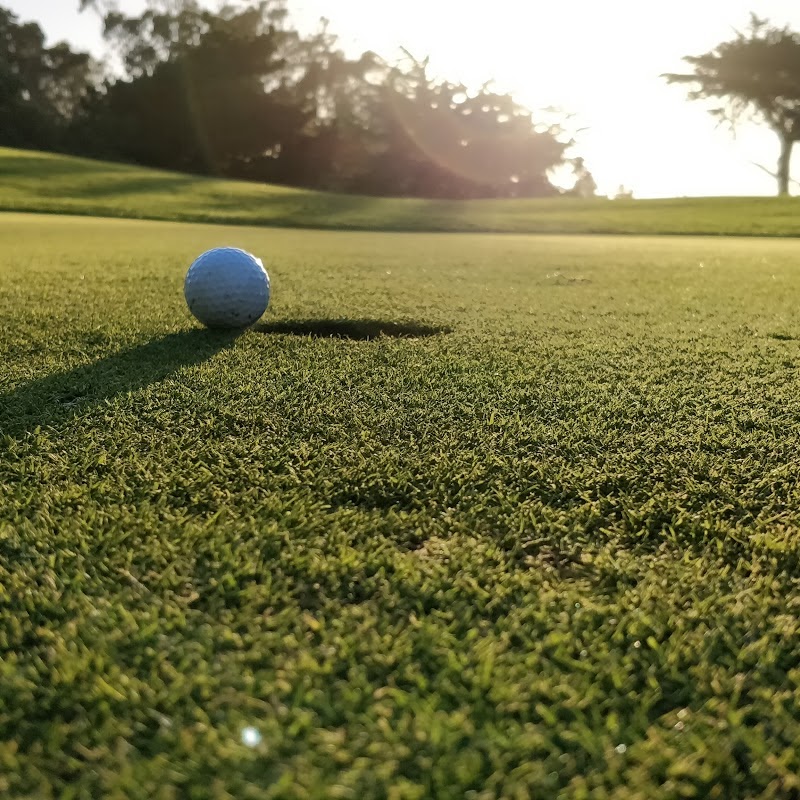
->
[71, 1, 579, 197]
[72, 2, 296, 172]
[664, 15, 800, 196]
[569, 157, 597, 198]
[0, 7, 95, 148]
[359, 53, 570, 198]
[255, 21, 384, 189]
[74, 3, 374, 185]
[78, 0, 113, 13]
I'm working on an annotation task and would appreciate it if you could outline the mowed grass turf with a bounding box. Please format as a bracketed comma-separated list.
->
[3, 213, 800, 798]
[6, 146, 800, 236]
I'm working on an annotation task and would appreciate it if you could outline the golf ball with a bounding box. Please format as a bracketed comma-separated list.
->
[184, 247, 270, 329]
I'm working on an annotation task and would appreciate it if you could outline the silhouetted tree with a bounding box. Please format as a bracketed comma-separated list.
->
[252, 21, 384, 189]
[569, 157, 597, 198]
[358, 54, 569, 198]
[66, 0, 578, 197]
[78, 0, 112, 13]
[72, 2, 296, 172]
[0, 7, 95, 148]
[665, 15, 800, 196]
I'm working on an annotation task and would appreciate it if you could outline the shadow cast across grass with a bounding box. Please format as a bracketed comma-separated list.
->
[1, 329, 239, 439]
[257, 319, 452, 341]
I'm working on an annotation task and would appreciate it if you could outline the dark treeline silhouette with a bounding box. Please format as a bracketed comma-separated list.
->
[0, 0, 593, 199]
[0, 6, 95, 151]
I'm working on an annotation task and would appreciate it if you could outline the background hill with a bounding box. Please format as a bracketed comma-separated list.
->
[4, 147, 800, 236]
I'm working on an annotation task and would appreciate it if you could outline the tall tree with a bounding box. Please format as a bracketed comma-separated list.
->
[74, 1, 387, 186]
[0, 7, 95, 148]
[360, 54, 569, 198]
[73, 2, 295, 172]
[664, 15, 800, 196]
[568, 157, 597, 198]
[72, 1, 575, 197]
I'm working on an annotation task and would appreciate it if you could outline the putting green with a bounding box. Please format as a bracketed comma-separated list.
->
[2, 213, 800, 797]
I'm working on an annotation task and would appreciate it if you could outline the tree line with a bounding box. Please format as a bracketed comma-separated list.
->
[0, 0, 593, 199]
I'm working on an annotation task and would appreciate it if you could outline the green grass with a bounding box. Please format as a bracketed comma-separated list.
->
[4, 212, 800, 798]
[5, 146, 800, 236]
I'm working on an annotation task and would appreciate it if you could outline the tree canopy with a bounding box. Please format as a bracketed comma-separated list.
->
[0, 7, 95, 149]
[1, 1, 581, 198]
[664, 15, 800, 196]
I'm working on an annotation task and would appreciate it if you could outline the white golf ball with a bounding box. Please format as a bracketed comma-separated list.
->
[184, 247, 270, 329]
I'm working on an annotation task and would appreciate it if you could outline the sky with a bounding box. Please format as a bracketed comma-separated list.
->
[7, 0, 800, 197]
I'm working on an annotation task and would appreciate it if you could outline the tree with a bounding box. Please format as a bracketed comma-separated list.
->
[664, 15, 800, 196]
[252, 21, 384, 189]
[71, 1, 577, 196]
[569, 157, 597, 198]
[0, 6, 95, 149]
[78, 0, 113, 13]
[73, 2, 296, 172]
[358, 53, 570, 198]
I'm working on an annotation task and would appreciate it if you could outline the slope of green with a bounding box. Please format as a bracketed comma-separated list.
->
[3, 213, 800, 797]
[3, 146, 800, 235]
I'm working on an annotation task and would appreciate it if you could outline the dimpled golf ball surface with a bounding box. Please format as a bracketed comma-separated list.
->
[184, 247, 270, 329]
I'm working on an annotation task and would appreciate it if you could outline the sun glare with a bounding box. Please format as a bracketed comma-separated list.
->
[292, 0, 800, 196]
[9, 0, 800, 195]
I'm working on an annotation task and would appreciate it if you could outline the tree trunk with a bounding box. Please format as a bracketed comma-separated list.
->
[778, 135, 793, 196]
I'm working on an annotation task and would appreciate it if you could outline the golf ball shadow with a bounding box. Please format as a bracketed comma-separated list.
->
[256, 319, 452, 341]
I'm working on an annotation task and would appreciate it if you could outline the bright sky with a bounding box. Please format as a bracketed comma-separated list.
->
[8, 0, 800, 197]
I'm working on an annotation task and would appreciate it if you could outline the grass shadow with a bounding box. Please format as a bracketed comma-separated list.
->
[257, 319, 452, 341]
[1, 329, 238, 439]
